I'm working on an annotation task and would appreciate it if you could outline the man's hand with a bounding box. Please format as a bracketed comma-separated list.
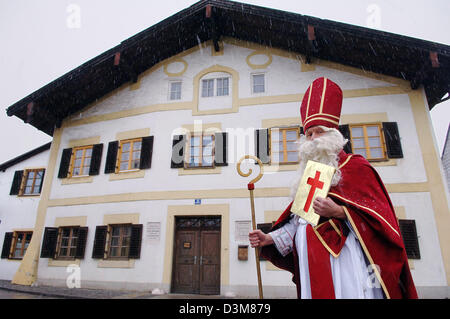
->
[249, 229, 274, 248]
[313, 197, 346, 220]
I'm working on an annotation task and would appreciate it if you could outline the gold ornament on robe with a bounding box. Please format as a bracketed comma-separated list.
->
[291, 160, 336, 226]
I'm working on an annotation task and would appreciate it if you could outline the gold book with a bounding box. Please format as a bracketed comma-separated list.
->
[291, 160, 336, 226]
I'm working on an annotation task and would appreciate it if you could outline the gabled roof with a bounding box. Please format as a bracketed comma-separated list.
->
[0, 142, 51, 172]
[6, 0, 450, 136]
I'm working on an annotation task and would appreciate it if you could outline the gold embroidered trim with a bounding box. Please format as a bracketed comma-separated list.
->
[303, 117, 340, 128]
[329, 220, 342, 237]
[328, 192, 400, 237]
[311, 226, 341, 258]
[338, 155, 353, 169]
[319, 78, 328, 114]
[305, 84, 313, 119]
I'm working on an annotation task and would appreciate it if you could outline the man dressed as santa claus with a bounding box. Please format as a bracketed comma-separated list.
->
[249, 77, 418, 299]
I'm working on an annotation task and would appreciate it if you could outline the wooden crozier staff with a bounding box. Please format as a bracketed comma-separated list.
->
[236, 155, 264, 299]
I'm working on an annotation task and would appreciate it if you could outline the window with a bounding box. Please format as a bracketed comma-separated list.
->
[9, 168, 46, 196]
[186, 133, 215, 168]
[216, 78, 229, 96]
[21, 169, 45, 195]
[399, 219, 420, 259]
[252, 74, 265, 93]
[169, 81, 182, 100]
[270, 127, 300, 164]
[40, 226, 88, 259]
[201, 77, 229, 97]
[58, 144, 103, 179]
[12, 232, 32, 259]
[70, 145, 93, 177]
[202, 79, 214, 97]
[118, 138, 142, 172]
[104, 136, 153, 174]
[92, 224, 143, 259]
[350, 124, 387, 160]
[56, 227, 79, 259]
[108, 224, 132, 259]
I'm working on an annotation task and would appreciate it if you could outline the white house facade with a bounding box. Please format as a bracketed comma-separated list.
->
[0, 144, 50, 280]
[3, 0, 450, 299]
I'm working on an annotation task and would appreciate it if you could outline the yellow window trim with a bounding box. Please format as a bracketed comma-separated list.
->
[349, 123, 387, 161]
[116, 137, 143, 173]
[184, 132, 216, 169]
[68, 145, 93, 178]
[270, 126, 300, 165]
[18, 168, 45, 196]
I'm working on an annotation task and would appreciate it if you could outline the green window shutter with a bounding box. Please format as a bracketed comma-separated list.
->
[92, 226, 108, 259]
[40, 227, 58, 258]
[139, 136, 154, 169]
[58, 148, 73, 178]
[10, 170, 24, 195]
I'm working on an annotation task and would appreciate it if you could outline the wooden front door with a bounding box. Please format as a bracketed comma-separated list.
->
[171, 216, 221, 295]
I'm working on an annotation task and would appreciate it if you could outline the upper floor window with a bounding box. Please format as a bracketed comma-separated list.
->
[252, 74, 265, 93]
[201, 77, 229, 97]
[349, 124, 387, 161]
[22, 168, 45, 195]
[10, 168, 46, 196]
[169, 81, 182, 100]
[270, 127, 300, 164]
[186, 133, 215, 168]
[170, 132, 228, 169]
[118, 138, 142, 172]
[70, 145, 93, 177]
[57, 144, 103, 179]
[103, 136, 154, 175]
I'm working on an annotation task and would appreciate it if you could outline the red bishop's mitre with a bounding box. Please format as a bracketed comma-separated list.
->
[300, 77, 343, 132]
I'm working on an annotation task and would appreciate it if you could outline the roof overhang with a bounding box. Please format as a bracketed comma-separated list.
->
[6, 0, 450, 136]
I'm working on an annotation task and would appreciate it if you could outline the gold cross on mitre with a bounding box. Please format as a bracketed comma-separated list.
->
[291, 160, 336, 226]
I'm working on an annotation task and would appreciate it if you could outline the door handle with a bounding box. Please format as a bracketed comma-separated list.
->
[200, 256, 203, 266]
[194, 256, 197, 265]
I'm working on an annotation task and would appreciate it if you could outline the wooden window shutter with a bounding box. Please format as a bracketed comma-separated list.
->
[58, 148, 73, 178]
[399, 219, 420, 259]
[89, 144, 103, 176]
[171, 135, 186, 168]
[74, 227, 88, 259]
[104, 141, 119, 174]
[255, 129, 270, 164]
[10, 170, 24, 195]
[139, 136, 154, 169]
[40, 227, 58, 258]
[92, 225, 108, 259]
[214, 132, 228, 166]
[1, 232, 13, 259]
[382, 122, 403, 158]
[338, 125, 353, 154]
[38, 169, 46, 194]
[128, 224, 143, 259]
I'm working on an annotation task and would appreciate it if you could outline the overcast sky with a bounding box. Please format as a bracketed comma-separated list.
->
[0, 0, 449, 164]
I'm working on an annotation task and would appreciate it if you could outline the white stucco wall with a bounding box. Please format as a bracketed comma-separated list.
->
[22, 41, 447, 297]
[0, 149, 49, 280]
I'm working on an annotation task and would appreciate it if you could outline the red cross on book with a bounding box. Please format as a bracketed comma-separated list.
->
[291, 161, 336, 226]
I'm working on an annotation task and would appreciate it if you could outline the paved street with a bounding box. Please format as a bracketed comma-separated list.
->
[0, 289, 60, 299]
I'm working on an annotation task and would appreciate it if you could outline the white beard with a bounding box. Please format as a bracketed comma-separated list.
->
[289, 127, 348, 201]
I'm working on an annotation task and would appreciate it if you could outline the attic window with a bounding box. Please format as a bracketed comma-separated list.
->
[201, 77, 229, 97]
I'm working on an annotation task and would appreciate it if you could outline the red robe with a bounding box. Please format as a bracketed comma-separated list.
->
[260, 151, 418, 299]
